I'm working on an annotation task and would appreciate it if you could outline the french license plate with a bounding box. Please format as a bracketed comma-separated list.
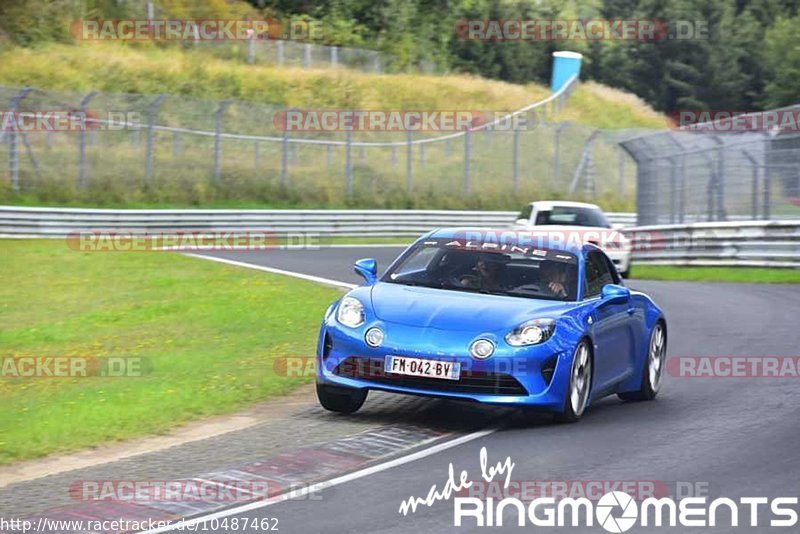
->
[384, 355, 460, 381]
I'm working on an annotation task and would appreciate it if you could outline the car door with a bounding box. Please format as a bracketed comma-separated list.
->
[584, 250, 635, 393]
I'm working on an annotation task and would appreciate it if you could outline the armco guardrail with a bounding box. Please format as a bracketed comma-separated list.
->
[626, 220, 800, 268]
[0, 206, 636, 238]
[2, 207, 795, 267]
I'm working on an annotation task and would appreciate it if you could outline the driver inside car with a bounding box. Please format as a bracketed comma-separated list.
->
[458, 254, 508, 292]
[539, 260, 568, 299]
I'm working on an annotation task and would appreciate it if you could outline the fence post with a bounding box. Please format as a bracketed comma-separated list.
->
[247, 35, 256, 64]
[742, 150, 759, 220]
[213, 100, 230, 185]
[281, 128, 289, 187]
[277, 40, 284, 65]
[303, 43, 311, 68]
[406, 131, 413, 192]
[173, 132, 181, 157]
[763, 167, 771, 220]
[345, 132, 353, 196]
[8, 88, 33, 192]
[419, 143, 425, 168]
[668, 157, 677, 224]
[78, 91, 98, 189]
[254, 141, 260, 169]
[553, 123, 564, 189]
[512, 128, 520, 193]
[326, 144, 332, 168]
[391, 145, 397, 166]
[463, 129, 472, 195]
[617, 147, 625, 197]
[144, 94, 166, 186]
[331, 46, 338, 68]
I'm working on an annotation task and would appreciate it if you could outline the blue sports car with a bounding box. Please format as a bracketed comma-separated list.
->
[316, 228, 667, 422]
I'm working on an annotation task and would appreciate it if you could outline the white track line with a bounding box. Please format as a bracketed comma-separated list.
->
[137, 429, 495, 534]
[154, 254, 497, 533]
[182, 252, 356, 290]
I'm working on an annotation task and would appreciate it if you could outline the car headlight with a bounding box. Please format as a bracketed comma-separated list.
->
[505, 318, 556, 346]
[337, 297, 365, 328]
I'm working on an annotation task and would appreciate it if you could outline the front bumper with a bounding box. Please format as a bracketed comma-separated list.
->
[316, 320, 576, 410]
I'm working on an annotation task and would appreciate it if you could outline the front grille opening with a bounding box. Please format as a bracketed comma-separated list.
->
[333, 357, 528, 396]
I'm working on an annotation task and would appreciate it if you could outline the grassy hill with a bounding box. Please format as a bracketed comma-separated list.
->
[0, 42, 664, 210]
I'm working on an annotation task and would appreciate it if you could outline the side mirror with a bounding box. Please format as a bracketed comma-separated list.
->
[601, 284, 630, 303]
[354, 258, 378, 284]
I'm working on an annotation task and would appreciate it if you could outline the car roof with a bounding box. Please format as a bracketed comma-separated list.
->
[424, 227, 588, 254]
[528, 200, 602, 210]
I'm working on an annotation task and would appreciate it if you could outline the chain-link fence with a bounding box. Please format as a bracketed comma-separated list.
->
[621, 116, 800, 225]
[124, 1, 414, 74]
[0, 77, 644, 210]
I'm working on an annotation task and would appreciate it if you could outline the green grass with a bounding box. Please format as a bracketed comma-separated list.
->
[0, 239, 342, 465]
[631, 265, 800, 283]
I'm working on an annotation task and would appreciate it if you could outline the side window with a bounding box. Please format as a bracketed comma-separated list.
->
[584, 251, 614, 298]
[516, 204, 533, 223]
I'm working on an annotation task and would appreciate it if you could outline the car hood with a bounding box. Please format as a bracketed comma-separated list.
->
[370, 282, 573, 332]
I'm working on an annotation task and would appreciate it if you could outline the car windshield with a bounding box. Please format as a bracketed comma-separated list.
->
[382, 238, 578, 301]
[535, 206, 610, 228]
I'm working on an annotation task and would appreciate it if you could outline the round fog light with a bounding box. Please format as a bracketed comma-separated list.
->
[365, 327, 384, 347]
[470, 339, 495, 360]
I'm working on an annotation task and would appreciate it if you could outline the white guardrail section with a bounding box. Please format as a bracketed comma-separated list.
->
[1, 206, 796, 267]
[0, 206, 636, 238]
[626, 220, 800, 268]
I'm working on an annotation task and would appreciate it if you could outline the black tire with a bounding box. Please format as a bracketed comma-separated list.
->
[557, 339, 593, 423]
[316, 383, 367, 414]
[618, 320, 666, 402]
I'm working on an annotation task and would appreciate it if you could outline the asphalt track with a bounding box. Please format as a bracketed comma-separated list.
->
[191, 247, 800, 533]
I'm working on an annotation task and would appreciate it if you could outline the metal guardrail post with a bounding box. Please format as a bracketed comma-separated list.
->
[464, 129, 472, 195]
[145, 94, 166, 185]
[512, 128, 520, 193]
[247, 37, 256, 64]
[406, 131, 413, 193]
[213, 100, 231, 185]
[280, 129, 289, 187]
[345, 131, 353, 196]
[78, 91, 98, 189]
[8, 88, 33, 192]
[277, 40, 284, 65]
[742, 150, 759, 220]
[553, 123, 564, 189]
